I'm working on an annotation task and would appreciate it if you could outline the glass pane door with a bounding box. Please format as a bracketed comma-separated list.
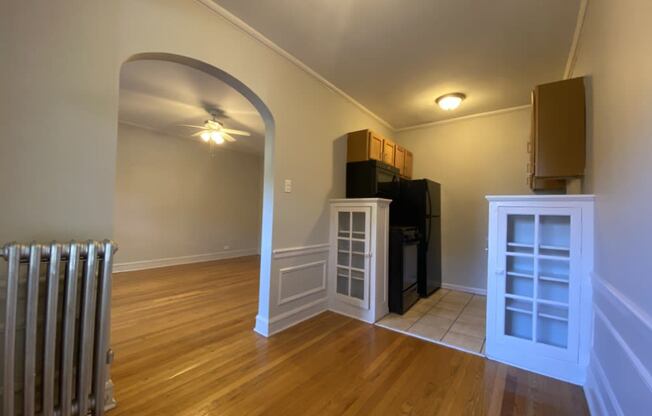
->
[498, 207, 578, 358]
[335, 208, 370, 308]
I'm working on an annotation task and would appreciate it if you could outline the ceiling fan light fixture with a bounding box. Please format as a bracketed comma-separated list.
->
[210, 130, 224, 144]
[200, 131, 211, 142]
[436, 93, 466, 111]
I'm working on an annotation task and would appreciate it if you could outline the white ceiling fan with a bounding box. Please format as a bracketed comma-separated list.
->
[182, 113, 250, 145]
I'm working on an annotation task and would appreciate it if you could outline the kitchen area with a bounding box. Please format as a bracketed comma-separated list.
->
[333, 127, 488, 354]
[328, 77, 595, 383]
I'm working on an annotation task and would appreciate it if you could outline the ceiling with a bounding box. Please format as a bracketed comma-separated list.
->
[213, 0, 581, 128]
[119, 59, 265, 154]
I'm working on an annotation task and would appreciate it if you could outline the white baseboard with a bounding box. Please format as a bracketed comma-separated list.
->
[254, 297, 328, 337]
[113, 248, 259, 272]
[585, 354, 621, 416]
[441, 282, 487, 296]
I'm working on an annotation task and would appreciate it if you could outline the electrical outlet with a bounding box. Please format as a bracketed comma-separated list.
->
[284, 179, 292, 193]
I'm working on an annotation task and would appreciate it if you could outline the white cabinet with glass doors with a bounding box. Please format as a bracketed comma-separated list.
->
[485, 195, 594, 385]
[329, 198, 391, 323]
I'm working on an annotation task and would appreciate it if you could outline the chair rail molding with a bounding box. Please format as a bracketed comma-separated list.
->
[272, 243, 329, 259]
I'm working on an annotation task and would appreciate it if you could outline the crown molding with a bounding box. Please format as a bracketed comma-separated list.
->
[395, 104, 532, 133]
[195, 0, 394, 130]
[564, 0, 589, 79]
[194, 1, 573, 135]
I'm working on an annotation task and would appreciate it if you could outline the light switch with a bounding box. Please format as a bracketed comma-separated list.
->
[284, 179, 292, 193]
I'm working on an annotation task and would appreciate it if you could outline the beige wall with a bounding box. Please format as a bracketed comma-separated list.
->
[114, 123, 262, 265]
[571, 0, 652, 413]
[395, 108, 533, 291]
[0, 0, 392, 334]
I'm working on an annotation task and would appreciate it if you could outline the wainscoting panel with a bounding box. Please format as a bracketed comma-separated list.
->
[584, 273, 652, 415]
[277, 260, 326, 305]
[255, 243, 330, 336]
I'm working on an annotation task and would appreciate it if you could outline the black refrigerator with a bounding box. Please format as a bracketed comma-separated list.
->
[392, 179, 441, 297]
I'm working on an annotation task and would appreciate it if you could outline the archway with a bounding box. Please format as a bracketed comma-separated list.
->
[116, 52, 275, 332]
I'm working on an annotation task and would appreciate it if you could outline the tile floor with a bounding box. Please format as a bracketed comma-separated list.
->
[375, 289, 487, 355]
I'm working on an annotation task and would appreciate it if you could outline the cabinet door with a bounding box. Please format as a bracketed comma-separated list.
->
[494, 207, 581, 361]
[368, 132, 383, 161]
[335, 207, 371, 309]
[382, 139, 395, 166]
[395, 146, 406, 176]
[404, 150, 413, 179]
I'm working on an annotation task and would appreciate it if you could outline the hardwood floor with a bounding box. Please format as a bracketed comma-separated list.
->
[110, 257, 589, 415]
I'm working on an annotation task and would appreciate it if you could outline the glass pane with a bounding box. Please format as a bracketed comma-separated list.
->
[351, 240, 365, 254]
[351, 269, 364, 280]
[337, 251, 350, 267]
[506, 275, 533, 298]
[338, 211, 350, 237]
[537, 317, 568, 348]
[539, 215, 570, 251]
[351, 253, 365, 269]
[507, 256, 533, 277]
[506, 298, 532, 313]
[538, 258, 569, 281]
[337, 239, 349, 252]
[507, 215, 534, 247]
[336, 275, 348, 295]
[352, 212, 365, 237]
[538, 280, 569, 304]
[505, 309, 532, 340]
[351, 279, 364, 300]
[538, 303, 568, 320]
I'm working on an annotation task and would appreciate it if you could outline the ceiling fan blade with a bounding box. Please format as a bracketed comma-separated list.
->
[222, 128, 251, 136]
[223, 133, 237, 142]
[179, 124, 207, 129]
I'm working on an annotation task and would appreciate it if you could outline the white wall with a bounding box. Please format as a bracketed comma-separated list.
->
[395, 108, 533, 292]
[571, 0, 652, 414]
[114, 123, 262, 269]
[0, 0, 392, 336]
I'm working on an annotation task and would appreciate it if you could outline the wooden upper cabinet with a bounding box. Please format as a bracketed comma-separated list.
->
[529, 77, 586, 190]
[368, 132, 384, 161]
[347, 129, 414, 177]
[404, 150, 413, 179]
[347, 129, 384, 162]
[395, 145, 406, 176]
[382, 138, 396, 165]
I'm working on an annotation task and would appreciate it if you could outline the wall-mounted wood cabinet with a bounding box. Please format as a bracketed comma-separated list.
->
[382, 138, 396, 166]
[395, 145, 406, 175]
[528, 77, 586, 191]
[347, 129, 413, 179]
[404, 150, 413, 179]
[347, 129, 384, 162]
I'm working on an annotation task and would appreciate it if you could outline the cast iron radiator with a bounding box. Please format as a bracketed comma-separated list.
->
[1, 241, 117, 416]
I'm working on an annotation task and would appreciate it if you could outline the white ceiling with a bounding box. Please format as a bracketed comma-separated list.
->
[213, 0, 581, 128]
[119, 59, 265, 154]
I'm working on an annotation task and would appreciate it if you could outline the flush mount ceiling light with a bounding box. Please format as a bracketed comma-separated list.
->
[435, 93, 466, 111]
